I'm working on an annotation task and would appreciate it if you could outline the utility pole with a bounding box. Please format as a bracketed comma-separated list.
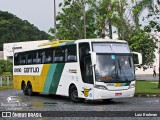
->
[108, 1, 112, 39]
[159, 47, 160, 88]
[54, 0, 56, 40]
[157, 35, 160, 88]
[83, 0, 86, 39]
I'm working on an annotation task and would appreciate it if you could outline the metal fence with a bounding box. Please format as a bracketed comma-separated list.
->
[0, 76, 13, 87]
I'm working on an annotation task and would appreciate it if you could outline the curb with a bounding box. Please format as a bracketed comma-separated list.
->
[134, 94, 160, 97]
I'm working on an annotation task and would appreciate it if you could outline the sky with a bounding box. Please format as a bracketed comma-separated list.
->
[0, 0, 63, 33]
[0, 0, 159, 34]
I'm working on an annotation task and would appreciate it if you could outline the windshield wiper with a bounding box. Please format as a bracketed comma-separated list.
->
[114, 60, 120, 81]
[117, 59, 129, 81]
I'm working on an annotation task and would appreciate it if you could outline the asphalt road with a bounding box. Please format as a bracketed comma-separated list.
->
[0, 89, 160, 120]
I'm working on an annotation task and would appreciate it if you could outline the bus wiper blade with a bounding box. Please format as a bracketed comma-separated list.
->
[117, 59, 129, 81]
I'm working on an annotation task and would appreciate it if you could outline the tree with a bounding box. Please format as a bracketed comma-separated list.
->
[51, 0, 97, 40]
[54, 0, 156, 65]
[88, 0, 113, 38]
[0, 11, 49, 50]
[130, 0, 160, 32]
[128, 29, 156, 65]
[143, 2, 160, 32]
[0, 60, 12, 75]
[132, 0, 153, 29]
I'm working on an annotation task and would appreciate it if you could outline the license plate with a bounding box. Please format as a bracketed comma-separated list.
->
[115, 93, 122, 96]
[115, 83, 121, 87]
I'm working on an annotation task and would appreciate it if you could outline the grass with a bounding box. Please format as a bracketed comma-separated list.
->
[135, 80, 160, 94]
[0, 80, 13, 91]
[0, 80, 13, 86]
[0, 86, 13, 91]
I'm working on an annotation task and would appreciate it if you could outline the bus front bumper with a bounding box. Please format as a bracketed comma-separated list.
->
[93, 88, 135, 100]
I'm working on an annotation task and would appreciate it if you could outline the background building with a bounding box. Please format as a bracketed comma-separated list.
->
[3, 40, 49, 61]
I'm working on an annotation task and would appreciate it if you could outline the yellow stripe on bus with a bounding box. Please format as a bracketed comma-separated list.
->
[13, 64, 50, 92]
[37, 64, 50, 92]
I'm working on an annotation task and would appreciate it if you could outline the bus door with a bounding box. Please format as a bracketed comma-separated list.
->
[79, 43, 94, 99]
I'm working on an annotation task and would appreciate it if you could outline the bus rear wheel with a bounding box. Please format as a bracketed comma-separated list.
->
[69, 85, 84, 103]
[22, 82, 28, 95]
[27, 83, 33, 96]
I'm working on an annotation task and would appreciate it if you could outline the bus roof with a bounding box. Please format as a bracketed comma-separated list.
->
[75, 38, 127, 43]
[15, 38, 128, 53]
[38, 39, 127, 47]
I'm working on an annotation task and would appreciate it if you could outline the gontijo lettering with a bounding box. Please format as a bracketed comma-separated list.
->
[24, 67, 39, 73]
[14, 68, 21, 72]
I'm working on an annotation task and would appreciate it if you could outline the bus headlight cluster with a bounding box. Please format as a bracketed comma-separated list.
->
[94, 85, 108, 90]
[129, 83, 135, 89]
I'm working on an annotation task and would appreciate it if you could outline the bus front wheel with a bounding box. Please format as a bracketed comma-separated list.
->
[69, 85, 84, 103]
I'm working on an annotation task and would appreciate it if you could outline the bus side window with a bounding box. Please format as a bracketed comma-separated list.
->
[66, 45, 77, 62]
[45, 49, 53, 63]
[37, 51, 41, 64]
[14, 53, 19, 65]
[20, 53, 26, 65]
[52, 49, 55, 63]
[41, 52, 45, 64]
[79, 43, 90, 60]
[54, 47, 65, 63]
[27, 53, 32, 64]
[32, 51, 37, 64]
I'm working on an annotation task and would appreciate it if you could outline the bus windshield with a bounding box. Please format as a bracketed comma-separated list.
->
[95, 54, 135, 83]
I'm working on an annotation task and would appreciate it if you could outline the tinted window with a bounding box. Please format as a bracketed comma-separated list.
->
[44, 49, 53, 63]
[54, 47, 65, 63]
[79, 43, 93, 84]
[14, 45, 77, 65]
[20, 53, 26, 65]
[14, 53, 19, 65]
[79, 43, 90, 60]
[27, 53, 32, 64]
[66, 45, 77, 62]
[32, 52, 37, 64]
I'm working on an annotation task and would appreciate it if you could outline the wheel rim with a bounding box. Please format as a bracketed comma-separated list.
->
[23, 84, 26, 92]
[71, 89, 78, 99]
[28, 88, 31, 93]
[27, 84, 32, 95]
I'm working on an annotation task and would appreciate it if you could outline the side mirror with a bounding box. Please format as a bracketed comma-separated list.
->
[89, 51, 96, 66]
[132, 52, 142, 65]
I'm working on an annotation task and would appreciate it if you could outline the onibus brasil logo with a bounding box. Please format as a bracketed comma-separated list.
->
[1, 96, 42, 118]
[1, 96, 27, 111]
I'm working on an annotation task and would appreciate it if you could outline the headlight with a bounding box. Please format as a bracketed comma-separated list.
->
[129, 83, 135, 89]
[94, 85, 108, 90]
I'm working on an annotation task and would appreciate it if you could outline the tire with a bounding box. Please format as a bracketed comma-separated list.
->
[22, 83, 28, 95]
[69, 85, 84, 103]
[27, 83, 33, 96]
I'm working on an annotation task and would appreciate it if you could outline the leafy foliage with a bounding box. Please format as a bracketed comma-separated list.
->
[128, 29, 156, 65]
[52, 0, 97, 40]
[132, 0, 153, 28]
[54, 0, 157, 65]
[0, 60, 12, 75]
[0, 11, 49, 50]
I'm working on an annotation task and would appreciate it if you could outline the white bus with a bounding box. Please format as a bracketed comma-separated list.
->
[13, 39, 142, 102]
